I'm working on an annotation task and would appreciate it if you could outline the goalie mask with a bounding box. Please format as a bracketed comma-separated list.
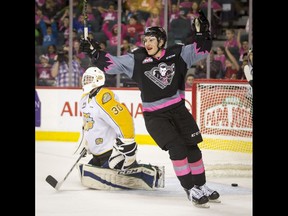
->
[82, 67, 105, 94]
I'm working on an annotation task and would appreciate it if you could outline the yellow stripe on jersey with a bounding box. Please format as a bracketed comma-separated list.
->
[95, 88, 135, 139]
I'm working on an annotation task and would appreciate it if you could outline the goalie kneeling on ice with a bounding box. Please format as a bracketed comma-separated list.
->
[78, 163, 165, 190]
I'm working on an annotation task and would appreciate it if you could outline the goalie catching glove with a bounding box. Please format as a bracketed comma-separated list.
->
[108, 138, 137, 171]
[79, 37, 101, 59]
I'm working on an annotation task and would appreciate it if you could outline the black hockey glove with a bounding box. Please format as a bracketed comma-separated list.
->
[79, 37, 101, 58]
[79, 147, 87, 157]
[192, 10, 211, 40]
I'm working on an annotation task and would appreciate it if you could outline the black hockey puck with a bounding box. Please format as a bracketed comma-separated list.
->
[231, 183, 238, 187]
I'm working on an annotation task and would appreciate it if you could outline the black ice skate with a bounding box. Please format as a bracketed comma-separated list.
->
[184, 186, 210, 208]
[199, 184, 221, 203]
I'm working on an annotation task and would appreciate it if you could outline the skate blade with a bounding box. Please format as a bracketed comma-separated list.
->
[193, 202, 210, 208]
[209, 198, 221, 203]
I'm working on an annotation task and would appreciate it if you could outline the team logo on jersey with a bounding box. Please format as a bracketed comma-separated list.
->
[95, 138, 103, 145]
[83, 112, 94, 131]
[102, 92, 112, 104]
[144, 63, 175, 89]
[142, 57, 153, 64]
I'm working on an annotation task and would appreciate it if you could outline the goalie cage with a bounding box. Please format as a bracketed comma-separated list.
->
[77, 163, 165, 190]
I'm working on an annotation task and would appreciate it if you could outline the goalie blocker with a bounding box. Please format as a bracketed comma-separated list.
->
[78, 163, 165, 190]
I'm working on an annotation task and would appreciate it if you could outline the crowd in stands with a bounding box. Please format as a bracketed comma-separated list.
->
[35, 0, 252, 87]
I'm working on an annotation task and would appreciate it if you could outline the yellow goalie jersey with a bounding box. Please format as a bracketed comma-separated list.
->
[80, 87, 135, 156]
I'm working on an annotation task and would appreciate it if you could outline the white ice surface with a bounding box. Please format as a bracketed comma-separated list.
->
[36, 141, 252, 216]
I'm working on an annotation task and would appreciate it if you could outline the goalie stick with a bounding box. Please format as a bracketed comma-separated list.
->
[45, 148, 87, 190]
[73, 127, 84, 155]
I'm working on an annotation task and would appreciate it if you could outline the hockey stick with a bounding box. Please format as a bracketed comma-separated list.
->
[83, 0, 88, 39]
[45, 148, 87, 190]
[82, 0, 94, 66]
[73, 127, 84, 155]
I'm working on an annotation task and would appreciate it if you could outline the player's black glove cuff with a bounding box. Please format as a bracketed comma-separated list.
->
[79, 37, 101, 58]
[195, 31, 211, 40]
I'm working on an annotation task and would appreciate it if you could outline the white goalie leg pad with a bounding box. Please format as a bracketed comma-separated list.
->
[78, 163, 165, 190]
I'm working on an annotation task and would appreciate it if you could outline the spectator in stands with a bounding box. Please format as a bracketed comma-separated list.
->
[170, 8, 192, 44]
[199, 0, 222, 15]
[224, 28, 238, 48]
[123, 2, 145, 25]
[46, 44, 58, 64]
[126, 15, 144, 44]
[72, 39, 86, 59]
[35, 7, 51, 26]
[121, 37, 132, 55]
[155, 0, 165, 17]
[35, 54, 55, 86]
[194, 50, 223, 79]
[223, 46, 240, 79]
[168, 3, 180, 28]
[224, 28, 240, 60]
[145, 7, 164, 28]
[41, 0, 62, 20]
[236, 52, 248, 80]
[58, 9, 70, 36]
[237, 29, 249, 64]
[73, 54, 86, 78]
[86, 2, 96, 22]
[38, 17, 58, 48]
[72, 0, 82, 19]
[179, 0, 193, 13]
[187, 1, 200, 24]
[185, 73, 195, 89]
[98, 3, 118, 23]
[102, 20, 127, 47]
[51, 49, 83, 87]
[214, 46, 226, 72]
[134, 0, 157, 21]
